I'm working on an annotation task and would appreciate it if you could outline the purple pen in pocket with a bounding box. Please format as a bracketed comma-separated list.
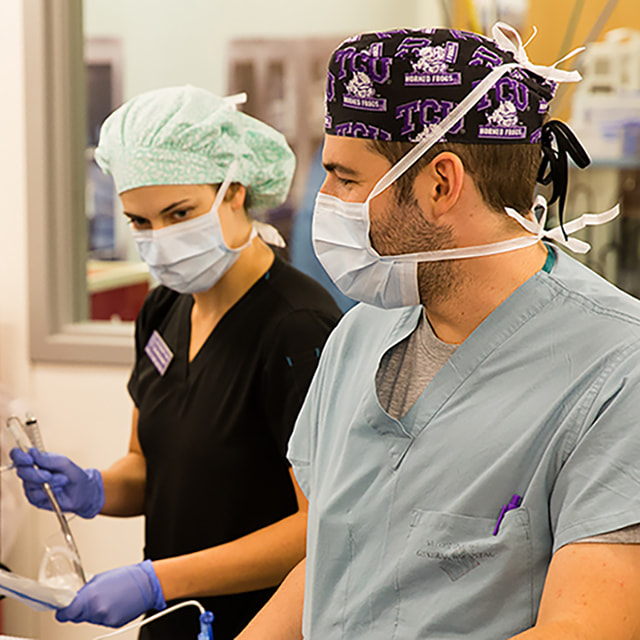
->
[492, 494, 522, 536]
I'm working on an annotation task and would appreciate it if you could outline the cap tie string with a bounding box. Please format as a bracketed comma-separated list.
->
[491, 22, 585, 84]
[537, 120, 591, 239]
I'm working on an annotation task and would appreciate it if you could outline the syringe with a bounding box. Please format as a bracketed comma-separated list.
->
[6, 415, 87, 584]
[23, 414, 45, 452]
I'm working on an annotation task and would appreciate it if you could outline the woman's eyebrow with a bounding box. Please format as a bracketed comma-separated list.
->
[122, 198, 192, 218]
[122, 211, 146, 220]
[159, 198, 191, 214]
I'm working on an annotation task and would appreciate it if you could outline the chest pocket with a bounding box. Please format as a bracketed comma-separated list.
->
[396, 508, 534, 639]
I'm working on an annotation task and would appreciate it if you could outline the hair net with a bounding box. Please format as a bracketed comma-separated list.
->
[95, 85, 296, 210]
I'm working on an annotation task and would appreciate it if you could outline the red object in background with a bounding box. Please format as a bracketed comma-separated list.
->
[90, 281, 149, 322]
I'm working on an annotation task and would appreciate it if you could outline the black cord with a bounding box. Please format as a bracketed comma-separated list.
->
[537, 120, 591, 239]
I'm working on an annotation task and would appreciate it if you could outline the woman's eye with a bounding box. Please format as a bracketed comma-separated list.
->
[128, 216, 150, 230]
[170, 210, 189, 222]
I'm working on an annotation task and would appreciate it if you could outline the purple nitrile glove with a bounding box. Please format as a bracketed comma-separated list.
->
[9, 447, 105, 519]
[55, 560, 166, 627]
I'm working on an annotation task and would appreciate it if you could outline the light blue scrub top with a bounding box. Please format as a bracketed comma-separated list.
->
[288, 247, 640, 639]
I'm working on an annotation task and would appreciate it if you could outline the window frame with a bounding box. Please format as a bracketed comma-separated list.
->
[25, 0, 135, 365]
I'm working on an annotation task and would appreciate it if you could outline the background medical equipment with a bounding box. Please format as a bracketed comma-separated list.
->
[570, 28, 640, 161]
[567, 26, 640, 299]
[5, 413, 87, 599]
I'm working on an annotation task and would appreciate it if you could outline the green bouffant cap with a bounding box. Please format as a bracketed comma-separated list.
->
[95, 85, 296, 210]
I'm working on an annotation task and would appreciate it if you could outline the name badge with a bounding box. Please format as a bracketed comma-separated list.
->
[144, 330, 174, 376]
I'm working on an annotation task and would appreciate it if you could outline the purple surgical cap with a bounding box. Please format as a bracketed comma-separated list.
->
[324, 27, 558, 144]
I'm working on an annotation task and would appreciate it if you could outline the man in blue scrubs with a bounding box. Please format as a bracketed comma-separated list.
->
[238, 24, 640, 640]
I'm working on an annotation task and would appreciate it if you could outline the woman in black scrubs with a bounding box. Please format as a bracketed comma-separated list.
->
[11, 86, 341, 639]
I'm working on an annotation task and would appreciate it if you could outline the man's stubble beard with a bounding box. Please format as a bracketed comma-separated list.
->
[369, 190, 463, 307]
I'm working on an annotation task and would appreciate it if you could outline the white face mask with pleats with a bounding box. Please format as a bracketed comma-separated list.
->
[312, 24, 620, 309]
[131, 164, 258, 294]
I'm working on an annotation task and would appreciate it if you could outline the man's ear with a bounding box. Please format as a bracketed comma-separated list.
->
[426, 152, 465, 216]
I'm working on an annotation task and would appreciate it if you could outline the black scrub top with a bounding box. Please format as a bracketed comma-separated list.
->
[129, 257, 342, 640]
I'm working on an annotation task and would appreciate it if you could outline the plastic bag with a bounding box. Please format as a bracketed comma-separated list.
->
[0, 567, 75, 611]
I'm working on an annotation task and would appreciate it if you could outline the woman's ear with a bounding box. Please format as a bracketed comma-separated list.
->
[225, 183, 248, 210]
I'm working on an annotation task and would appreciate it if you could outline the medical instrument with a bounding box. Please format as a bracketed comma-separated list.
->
[5, 414, 87, 584]
[92, 600, 214, 640]
[493, 494, 522, 535]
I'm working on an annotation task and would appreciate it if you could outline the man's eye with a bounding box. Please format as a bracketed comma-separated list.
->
[337, 176, 355, 186]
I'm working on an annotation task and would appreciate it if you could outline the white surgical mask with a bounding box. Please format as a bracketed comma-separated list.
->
[131, 165, 257, 294]
[313, 192, 619, 308]
[312, 34, 618, 309]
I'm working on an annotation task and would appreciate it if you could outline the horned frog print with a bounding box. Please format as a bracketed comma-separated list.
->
[346, 71, 376, 98]
[410, 122, 444, 144]
[487, 101, 519, 128]
[413, 45, 448, 74]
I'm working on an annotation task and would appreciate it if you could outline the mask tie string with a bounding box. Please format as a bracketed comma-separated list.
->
[211, 160, 239, 213]
[211, 159, 258, 251]
[505, 196, 621, 255]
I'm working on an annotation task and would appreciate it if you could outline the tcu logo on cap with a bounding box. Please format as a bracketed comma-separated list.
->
[396, 99, 464, 137]
[476, 76, 530, 112]
[333, 43, 392, 84]
[334, 121, 392, 140]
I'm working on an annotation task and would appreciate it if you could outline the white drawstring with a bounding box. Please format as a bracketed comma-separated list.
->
[222, 92, 248, 110]
[367, 61, 520, 202]
[374, 195, 621, 264]
[491, 22, 585, 84]
[339, 23, 619, 265]
[211, 160, 239, 213]
[253, 220, 286, 247]
[367, 21, 588, 204]
[505, 195, 621, 255]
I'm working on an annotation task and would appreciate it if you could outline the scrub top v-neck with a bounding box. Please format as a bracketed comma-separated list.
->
[128, 256, 341, 640]
[289, 246, 640, 639]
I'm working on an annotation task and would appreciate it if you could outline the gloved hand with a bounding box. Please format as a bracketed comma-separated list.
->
[55, 560, 166, 627]
[9, 447, 105, 519]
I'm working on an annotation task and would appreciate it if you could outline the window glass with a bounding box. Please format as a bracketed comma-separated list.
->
[81, 0, 427, 322]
